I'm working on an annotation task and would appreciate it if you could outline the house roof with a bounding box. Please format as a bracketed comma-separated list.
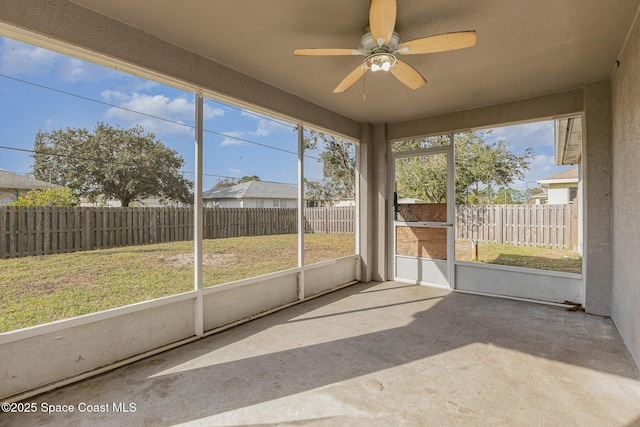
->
[202, 181, 297, 200]
[20, 0, 639, 125]
[537, 167, 579, 185]
[0, 169, 58, 191]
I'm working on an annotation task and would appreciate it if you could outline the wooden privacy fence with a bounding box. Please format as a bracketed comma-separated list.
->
[0, 206, 355, 259]
[303, 206, 354, 235]
[455, 204, 577, 249]
[1, 204, 576, 258]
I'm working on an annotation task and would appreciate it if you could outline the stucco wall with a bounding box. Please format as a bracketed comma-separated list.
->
[373, 124, 389, 281]
[388, 87, 615, 316]
[357, 124, 374, 282]
[582, 81, 613, 316]
[611, 14, 640, 368]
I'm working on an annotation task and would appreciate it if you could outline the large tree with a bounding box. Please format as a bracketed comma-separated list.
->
[395, 131, 533, 205]
[32, 123, 192, 206]
[298, 129, 530, 205]
[304, 130, 356, 204]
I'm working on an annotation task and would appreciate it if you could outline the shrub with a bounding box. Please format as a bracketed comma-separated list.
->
[8, 187, 78, 207]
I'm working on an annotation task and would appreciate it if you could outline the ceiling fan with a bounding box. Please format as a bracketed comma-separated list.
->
[294, 0, 476, 93]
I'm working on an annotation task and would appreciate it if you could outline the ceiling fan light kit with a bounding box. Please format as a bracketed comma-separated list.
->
[366, 53, 397, 72]
[294, 0, 477, 94]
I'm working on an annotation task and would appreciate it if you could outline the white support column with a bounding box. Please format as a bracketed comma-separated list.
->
[194, 93, 204, 336]
[447, 133, 456, 289]
[354, 141, 362, 281]
[297, 125, 305, 300]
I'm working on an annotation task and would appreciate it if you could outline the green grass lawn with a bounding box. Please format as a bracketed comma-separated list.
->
[455, 240, 582, 274]
[0, 234, 355, 332]
[0, 234, 579, 333]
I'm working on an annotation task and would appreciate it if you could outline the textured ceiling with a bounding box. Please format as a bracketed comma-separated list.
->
[70, 0, 640, 124]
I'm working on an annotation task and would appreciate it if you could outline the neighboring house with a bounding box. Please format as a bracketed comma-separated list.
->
[536, 167, 579, 205]
[549, 118, 583, 254]
[530, 191, 548, 205]
[79, 195, 187, 207]
[333, 199, 356, 207]
[203, 180, 297, 208]
[306, 199, 356, 207]
[0, 169, 58, 205]
[398, 198, 424, 204]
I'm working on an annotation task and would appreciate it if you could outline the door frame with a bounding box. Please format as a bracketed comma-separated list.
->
[389, 135, 455, 289]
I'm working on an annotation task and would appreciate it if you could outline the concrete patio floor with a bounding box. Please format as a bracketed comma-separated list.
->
[2, 281, 640, 426]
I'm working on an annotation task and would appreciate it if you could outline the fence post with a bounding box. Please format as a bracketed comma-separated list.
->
[0, 208, 6, 259]
[150, 208, 157, 244]
[324, 206, 329, 234]
[496, 205, 503, 244]
[570, 201, 578, 249]
[84, 208, 92, 251]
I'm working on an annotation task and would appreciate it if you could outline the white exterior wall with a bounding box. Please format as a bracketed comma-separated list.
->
[203, 199, 242, 208]
[219, 199, 243, 208]
[203, 198, 297, 208]
[547, 186, 571, 204]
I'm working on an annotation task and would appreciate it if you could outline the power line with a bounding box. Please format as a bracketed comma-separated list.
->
[205, 97, 297, 130]
[0, 145, 298, 185]
[0, 73, 193, 131]
[202, 128, 300, 157]
[0, 73, 319, 160]
[180, 170, 297, 186]
[0, 144, 132, 166]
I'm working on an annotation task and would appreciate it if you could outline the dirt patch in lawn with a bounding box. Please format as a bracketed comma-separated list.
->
[160, 253, 237, 268]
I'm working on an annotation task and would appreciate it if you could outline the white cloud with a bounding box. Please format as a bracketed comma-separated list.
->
[0, 37, 123, 83]
[44, 118, 64, 129]
[101, 89, 130, 103]
[485, 120, 554, 148]
[240, 110, 290, 137]
[126, 79, 159, 92]
[220, 131, 246, 146]
[101, 91, 224, 137]
[217, 110, 291, 147]
[0, 38, 57, 76]
[54, 57, 121, 83]
[203, 104, 225, 120]
[529, 153, 556, 172]
[105, 93, 193, 118]
[520, 121, 549, 136]
[516, 153, 570, 189]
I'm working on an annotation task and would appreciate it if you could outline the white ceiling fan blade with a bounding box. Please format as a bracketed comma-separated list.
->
[369, 0, 396, 46]
[294, 48, 363, 56]
[333, 64, 367, 93]
[397, 31, 477, 55]
[389, 59, 427, 90]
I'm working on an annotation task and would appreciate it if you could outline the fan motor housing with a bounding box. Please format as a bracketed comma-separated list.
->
[359, 31, 400, 54]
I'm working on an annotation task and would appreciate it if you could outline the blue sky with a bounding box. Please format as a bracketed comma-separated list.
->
[0, 36, 306, 191]
[481, 121, 570, 192]
[0, 35, 571, 194]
